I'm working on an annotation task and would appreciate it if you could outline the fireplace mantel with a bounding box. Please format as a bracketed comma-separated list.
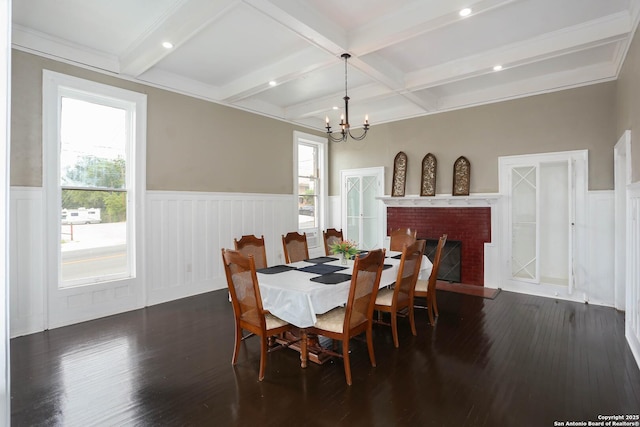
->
[377, 194, 500, 208]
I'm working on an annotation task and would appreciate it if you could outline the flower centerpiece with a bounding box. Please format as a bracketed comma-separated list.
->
[329, 240, 359, 264]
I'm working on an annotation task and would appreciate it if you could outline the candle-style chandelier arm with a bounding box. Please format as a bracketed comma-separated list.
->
[324, 53, 370, 142]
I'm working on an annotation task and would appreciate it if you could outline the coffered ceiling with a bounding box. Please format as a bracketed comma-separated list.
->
[12, 0, 640, 132]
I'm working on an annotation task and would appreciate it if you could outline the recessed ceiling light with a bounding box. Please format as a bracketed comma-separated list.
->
[162, 42, 174, 49]
[268, 81, 277, 87]
[332, 106, 339, 110]
[459, 8, 472, 17]
[493, 65, 503, 71]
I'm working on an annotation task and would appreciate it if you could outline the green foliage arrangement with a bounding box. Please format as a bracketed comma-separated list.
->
[329, 240, 359, 259]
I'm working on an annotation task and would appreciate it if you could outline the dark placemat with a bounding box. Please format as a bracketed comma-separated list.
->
[297, 264, 347, 275]
[383, 264, 393, 270]
[310, 273, 352, 285]
[256, 265, 297, 274]
[390, 254, 403, 259]
[304, 256, 338, 264]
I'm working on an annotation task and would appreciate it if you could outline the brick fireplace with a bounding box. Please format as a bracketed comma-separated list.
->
[380, 195, 499, 287]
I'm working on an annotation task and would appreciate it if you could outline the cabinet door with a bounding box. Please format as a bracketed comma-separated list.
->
[501, 153, 582, 291]
[511, 165, 539, 283]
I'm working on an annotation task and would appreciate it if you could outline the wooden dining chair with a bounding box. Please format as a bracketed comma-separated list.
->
[414, 234, 447, 326]
[308, 248, 386, 385]
[282, 231, 309, 263]
[221, 248, 293, 381]
[389, 228, 417, 251]
[234, 234, 268, 269]
[323, 228, 343, 256]
[374, 239, 425, 348]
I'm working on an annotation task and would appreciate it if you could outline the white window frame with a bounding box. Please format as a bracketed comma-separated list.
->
[293, 131, 327, 250]
[43, 70, 146, 327]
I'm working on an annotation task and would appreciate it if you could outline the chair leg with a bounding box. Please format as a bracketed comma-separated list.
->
[408, 303, 417, 336]
[342, 338, 352, 386]
[427, 297, 436, 326]
[258, 335, 267, 381]
[366, 327, 376, 368]
[232, 325, 242, 365]
[391, 310, 399, 348]
[433, 291, 439, 317]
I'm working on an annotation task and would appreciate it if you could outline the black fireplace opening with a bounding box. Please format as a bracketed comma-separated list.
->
[423, 239, 461, 283]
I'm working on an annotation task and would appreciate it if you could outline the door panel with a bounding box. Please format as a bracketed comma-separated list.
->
[341, 168, 384, 250]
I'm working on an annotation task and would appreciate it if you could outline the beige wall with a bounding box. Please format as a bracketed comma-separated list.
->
[616, 22, 640, 182]
[10, 49, 625, 197]
[330, 82, 617, 196]
[10, 50, 315, 194]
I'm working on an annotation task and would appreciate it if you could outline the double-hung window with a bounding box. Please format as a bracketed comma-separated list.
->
[43, 70, 146, 328]
[294, 132, 327, 250]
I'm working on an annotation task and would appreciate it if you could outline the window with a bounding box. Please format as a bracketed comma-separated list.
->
[58, 96, 130, 286]
[43, 70, 146, 314]
[294, 132, 327, 249]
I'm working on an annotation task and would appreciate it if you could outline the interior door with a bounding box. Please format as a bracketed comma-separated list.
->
[341, 167, 384, 250]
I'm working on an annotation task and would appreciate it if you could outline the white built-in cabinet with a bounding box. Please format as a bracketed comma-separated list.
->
[499, 150, 588, 298]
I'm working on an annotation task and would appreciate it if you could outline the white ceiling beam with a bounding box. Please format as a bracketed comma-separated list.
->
[350, 0, 521, 55]
[406, 12, 632, 91]
[284, 83, 389, 120]
[119, 0, 238, 77]
[219, 48, 333, 102]
[217, 0, 351, 103]
[437, 62, 618, 112]
[244, 0, 348, 55]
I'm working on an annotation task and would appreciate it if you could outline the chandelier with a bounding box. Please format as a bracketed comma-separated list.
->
[325, 53, 370, 142]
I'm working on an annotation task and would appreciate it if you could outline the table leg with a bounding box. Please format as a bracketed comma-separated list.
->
[300, 329, 308, 368]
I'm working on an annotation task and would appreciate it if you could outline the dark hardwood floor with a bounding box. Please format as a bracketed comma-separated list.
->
[11, 289, 640, 426]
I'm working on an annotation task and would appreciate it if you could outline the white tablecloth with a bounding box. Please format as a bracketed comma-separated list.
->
[257, 251, 432, 328]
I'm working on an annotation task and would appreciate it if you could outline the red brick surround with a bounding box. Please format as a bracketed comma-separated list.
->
[387, 207, 491, 286]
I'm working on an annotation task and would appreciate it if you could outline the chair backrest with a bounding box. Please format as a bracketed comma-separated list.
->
[221, 249, 265, 330]
[282, 232, 309, 263]
[323, 228, 344, 256]
[344, 249, 386, 330]
[427, 235, 447, 294]
[234, 234, 267, 269]
[389, 228, 418, 252]
[392, 239, 425, 304]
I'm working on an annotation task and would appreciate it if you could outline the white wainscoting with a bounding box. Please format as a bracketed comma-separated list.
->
[145, 191, 296, 305]
[627, 182, 640, 370]
[9, 188, 296, 337]
[586, 191, 615, 306]
[8, 187, 624, 337]
[9, 187, 45, 337]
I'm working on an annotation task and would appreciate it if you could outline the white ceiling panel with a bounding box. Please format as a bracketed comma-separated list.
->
[12, 0, 640, 133]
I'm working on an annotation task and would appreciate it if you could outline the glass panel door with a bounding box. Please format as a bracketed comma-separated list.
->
[342, 167, 384, 250]
[346, 176, 361, 245]
[511, 166, 538, 282]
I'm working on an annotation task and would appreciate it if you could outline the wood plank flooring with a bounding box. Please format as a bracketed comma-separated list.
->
[10, 289, 640, 426]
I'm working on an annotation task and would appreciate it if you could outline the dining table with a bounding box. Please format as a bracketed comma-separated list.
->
[256, 250, 433, 366]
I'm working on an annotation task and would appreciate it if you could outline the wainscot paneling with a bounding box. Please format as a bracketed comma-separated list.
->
[145, 191, 296, 306]
[586, 191, 615, 306]
[9, 187, 45, 337]
[8, 189, 296, 337]
[627, 182, 640, 370]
